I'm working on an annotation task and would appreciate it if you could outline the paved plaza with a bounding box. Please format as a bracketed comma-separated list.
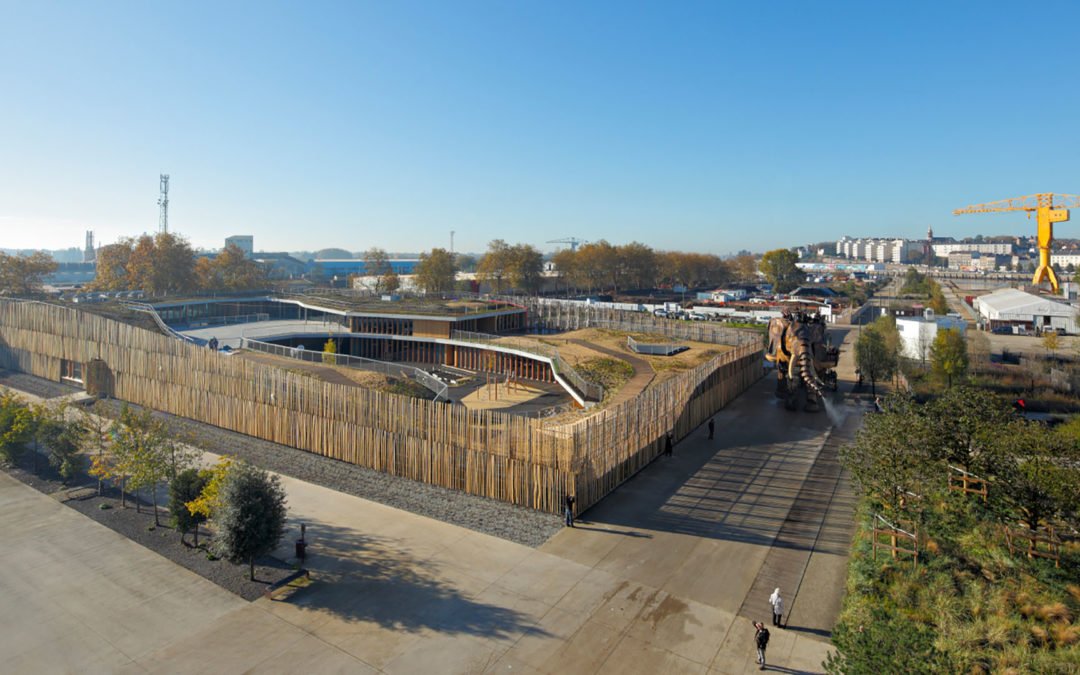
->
[0, 336, 860, 674]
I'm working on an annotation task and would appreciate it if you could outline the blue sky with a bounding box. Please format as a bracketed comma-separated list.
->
[3, 1, 1079, 255]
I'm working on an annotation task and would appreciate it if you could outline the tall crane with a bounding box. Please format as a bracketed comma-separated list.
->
[954, 193, 1080, 293]
[547, 237, 586, 252]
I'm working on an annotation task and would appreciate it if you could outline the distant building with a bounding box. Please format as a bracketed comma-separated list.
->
[834, 236, 923, 263]
[225, 235, 254, 259]
[255, 252, 307, 279]
[1051, 251, 1080, 269]
[947, 251, 1007, 271]
[896, 311, 967, 360]
[312, 259, 420, 279]
[931, 242, 1014, 258]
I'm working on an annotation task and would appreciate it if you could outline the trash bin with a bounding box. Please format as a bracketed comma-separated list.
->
[295, 539, 306, 560]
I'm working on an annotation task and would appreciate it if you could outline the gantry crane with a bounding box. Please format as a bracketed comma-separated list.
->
[954, 193, 1080, 293]
[547, 237, 587, 252]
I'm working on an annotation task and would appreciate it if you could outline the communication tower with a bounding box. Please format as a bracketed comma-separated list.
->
[158, 174, 170, 233]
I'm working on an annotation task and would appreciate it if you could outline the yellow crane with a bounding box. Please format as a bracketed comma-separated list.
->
[954, 193, 1080, 293]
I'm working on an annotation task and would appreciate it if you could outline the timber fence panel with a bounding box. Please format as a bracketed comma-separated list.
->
[0, 299, 761, 514]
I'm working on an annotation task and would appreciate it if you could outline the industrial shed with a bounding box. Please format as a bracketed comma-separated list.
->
[973, 288, 1079, 334]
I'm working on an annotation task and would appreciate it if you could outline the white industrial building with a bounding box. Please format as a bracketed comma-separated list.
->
[896, 312, 967, 361]
[973, 288, 1079, 334]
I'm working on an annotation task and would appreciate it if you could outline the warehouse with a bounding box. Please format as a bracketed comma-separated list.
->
[973, 288, 1079, 335]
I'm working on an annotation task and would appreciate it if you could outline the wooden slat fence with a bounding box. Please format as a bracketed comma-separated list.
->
[0, 299, 762, 514]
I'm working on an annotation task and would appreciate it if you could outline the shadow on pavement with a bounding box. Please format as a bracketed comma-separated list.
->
[276, 519, 549, 641]
[579, 379, 839, 550]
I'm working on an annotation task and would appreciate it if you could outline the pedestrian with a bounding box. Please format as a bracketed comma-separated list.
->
[564, 493, 575, 528]
[664, 432, 673, 457]
[707, 417, 714, 440]
[754, 620, 770, 669]
[769, 588, 784, 627]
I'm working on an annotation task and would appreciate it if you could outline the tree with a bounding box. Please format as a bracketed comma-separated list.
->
[381, 268, 401, 294]
[928, 283, 949, 315]
[841, 394, 938, 514]
[923, 387, 1012, 478]
[618, 242, 657, 291]
[997, 422, 1080, 530]
[415, 248, 457, 293]
[758, 249, 802, 293]
[170, 468, 209, 546]
[362, 247, 392, 292]
[1043, 330, 1060, 357]
[314, 248, 352, 260]
[930, 328, 968, 388]
[186, 457, 233, 523]
[36, 407, 85, 483]
[855, 326, 896, 396]
[0, 251, 58, 296]
[79, 407, 112, 495]
[200, 243, 267, 291]
[0, 394, 34, 466]
[507, 244, 544, 294]
[731, 254, 759, 282]
[550, 248, 579, 295]
[211, 461, 288, 581]
[105, 405, 194, 524]
[323, 338, 338, 365]
[476, 240, 513, 293]
[90, 240, 135, 291]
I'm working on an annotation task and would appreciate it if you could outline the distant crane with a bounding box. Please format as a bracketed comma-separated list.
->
[547, 237, 586, 252]
[954, 193, 1080, 293]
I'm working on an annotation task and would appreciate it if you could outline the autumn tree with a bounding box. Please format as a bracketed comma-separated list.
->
[730, 254, 759, 282]
[415, 247, 457, 293]
[323, 338, 338, 365]
[930, 328, 968, 388]
[91, 240, 134, 291]
[79, 407, 112, 495]
[477, 240, 513, 293]
[211, 460, 288, 581]
[0, 394, 34, 466]
[759, 249, 802, 292]
[618, 242, 657, 291]
[199, 243, 267, 291]
[550, 248, 579, 295]
[91, 233, 198, 295]
[0, 251, 58, 296]
[507, 243, 544, 294]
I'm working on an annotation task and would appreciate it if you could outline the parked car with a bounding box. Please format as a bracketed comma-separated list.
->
[991, 326, 1012, 335]
[653, 309, 668, 318]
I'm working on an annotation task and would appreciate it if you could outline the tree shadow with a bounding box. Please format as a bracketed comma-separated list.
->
[274, 519, 550, 641]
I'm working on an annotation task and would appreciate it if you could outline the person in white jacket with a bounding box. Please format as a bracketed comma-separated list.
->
[769, 588, 784, 627]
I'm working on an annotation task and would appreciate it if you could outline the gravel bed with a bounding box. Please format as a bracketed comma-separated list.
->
[92, 400, 564, 548]
[0, 370, 81, 399]
[2, 458, 295, 601]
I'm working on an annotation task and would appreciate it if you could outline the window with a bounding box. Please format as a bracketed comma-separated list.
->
[61, 359, 84, 384]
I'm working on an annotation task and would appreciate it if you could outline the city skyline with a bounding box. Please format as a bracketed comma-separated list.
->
[3, 2, 1078, 254]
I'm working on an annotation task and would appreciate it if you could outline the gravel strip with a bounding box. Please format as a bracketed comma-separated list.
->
[2, 459, 295, 601]
[91, 400, 564, 548]
[0, 370, 81, 399]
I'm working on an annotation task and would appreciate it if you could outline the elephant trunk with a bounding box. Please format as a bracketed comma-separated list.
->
[796, 340, 827, 399]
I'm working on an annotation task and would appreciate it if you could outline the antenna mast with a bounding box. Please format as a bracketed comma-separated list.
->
[158, 174, 170, 233]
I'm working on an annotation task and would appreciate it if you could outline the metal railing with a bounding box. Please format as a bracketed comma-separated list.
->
[120, 301, 199, 344]
[451, 329, 604, 401]
[240, 337, 449, 402]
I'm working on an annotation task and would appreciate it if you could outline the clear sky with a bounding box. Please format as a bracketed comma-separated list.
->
[3, 1, 1079, 255]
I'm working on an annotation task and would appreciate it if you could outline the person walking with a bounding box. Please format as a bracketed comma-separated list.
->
[769, 588, 784, 627]
[564, 494, 576, 528]
[664, 432, 673, 457]
[754, 621, 770, 669]
[707, 417, 715, 440]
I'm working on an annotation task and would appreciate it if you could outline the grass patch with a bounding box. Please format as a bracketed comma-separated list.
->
[574, 357, 634, 403]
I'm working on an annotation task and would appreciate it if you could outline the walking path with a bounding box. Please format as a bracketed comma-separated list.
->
[565, 338, 654, 406]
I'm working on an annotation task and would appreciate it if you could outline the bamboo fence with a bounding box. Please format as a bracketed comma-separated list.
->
[0, 299, 762, 514]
